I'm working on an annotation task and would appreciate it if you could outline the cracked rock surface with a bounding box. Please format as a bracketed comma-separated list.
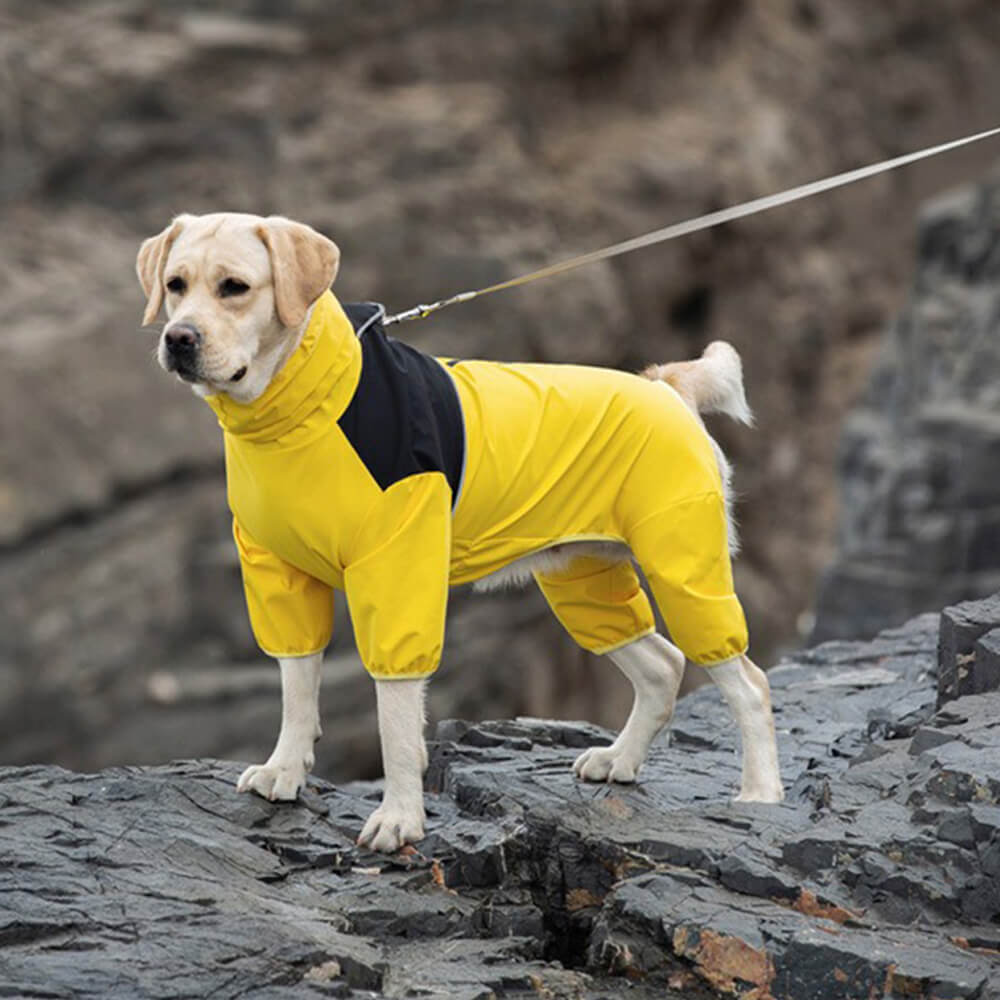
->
[2, 600, 999, 998]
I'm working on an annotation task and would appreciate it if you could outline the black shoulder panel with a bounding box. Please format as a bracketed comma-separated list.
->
[338, 303, 465, 505]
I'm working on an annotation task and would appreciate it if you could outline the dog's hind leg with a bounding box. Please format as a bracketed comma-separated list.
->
[627, 487, 783, 801]
[532, 556, 679, 782]
[238, 652, 323, 801]
[707, 654, 784, 802]
[574, 633, 685, 783]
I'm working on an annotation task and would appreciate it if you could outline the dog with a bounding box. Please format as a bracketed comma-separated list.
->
[136, 212, 783, 853]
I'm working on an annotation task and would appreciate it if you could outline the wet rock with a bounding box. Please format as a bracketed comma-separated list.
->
[3, 597, 1000, 997]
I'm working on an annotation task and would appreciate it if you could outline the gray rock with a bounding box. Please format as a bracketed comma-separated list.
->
[3, 598, 1000, 997]
[938, 593, 1000, 705]
[974, 628, 1000, 694]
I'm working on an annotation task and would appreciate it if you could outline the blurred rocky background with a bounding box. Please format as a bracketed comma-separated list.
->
[2, 0, 1000, 782]
[812, 175, 1000, 641]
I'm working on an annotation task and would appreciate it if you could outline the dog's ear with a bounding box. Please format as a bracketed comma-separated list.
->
[136, 217, 187, 326]
[256, 217, 340, 328]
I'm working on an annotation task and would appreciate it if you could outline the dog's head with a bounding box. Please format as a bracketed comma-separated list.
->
[136, 213, 340, 401]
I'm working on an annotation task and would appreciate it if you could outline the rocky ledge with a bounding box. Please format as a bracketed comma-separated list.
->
[2, 597, 999, 999]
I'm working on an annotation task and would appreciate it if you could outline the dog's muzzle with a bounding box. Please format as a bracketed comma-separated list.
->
[163, 323, 202, 381]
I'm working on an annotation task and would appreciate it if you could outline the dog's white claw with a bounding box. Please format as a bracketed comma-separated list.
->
[357, 801, 426, 853]
[573, 745, 640, 784]
[237, 759, 309, 802]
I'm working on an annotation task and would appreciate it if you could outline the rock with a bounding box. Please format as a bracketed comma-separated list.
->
[813, 172, 1000, 643]
[3, 597, 1000, 997]
[975, 628, 1000, 694]
[938, 593, 1000, 705]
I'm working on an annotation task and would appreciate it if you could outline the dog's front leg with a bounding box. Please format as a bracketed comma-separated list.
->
[237, 653, 322, 801]
[357, 678, 427, 852]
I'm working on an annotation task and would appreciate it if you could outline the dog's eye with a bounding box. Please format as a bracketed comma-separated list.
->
[219, 277, 250, 298]
[165, 276, 186, 294]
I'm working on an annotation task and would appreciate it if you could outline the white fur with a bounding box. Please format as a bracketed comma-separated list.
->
[138, 213, 338, 404]
[710, 434, 742, 557]
[697, 341, 751, 555]
[708, 655, 784, 802]
[237, 653, 322, 800]
[473, 540, 630, 592]
[694, 341, 754, 426]
[574, 633, 685, 782]
[357, 679, 429, 852]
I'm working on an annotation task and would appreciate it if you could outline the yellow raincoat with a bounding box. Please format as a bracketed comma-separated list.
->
[206, 291, 748, 678]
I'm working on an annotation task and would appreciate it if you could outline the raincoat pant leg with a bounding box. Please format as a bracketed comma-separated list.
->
[627, 492, 749, 666]
[534, 555, 657, 655]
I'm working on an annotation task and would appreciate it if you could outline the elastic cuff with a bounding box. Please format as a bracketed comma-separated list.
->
[258, 643, 329, 659]
[692, 643, 750, 667]
[367, 668, 438, 681]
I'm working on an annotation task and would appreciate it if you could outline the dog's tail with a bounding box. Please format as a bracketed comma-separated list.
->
[642, 341, 753, 426]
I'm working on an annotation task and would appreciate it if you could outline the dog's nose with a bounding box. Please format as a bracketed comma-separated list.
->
[164, 324, 201, 354]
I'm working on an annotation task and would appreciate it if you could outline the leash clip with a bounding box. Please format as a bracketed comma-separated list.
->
[385, 291, 478, 326]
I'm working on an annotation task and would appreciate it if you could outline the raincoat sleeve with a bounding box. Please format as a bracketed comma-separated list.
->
[233, 519, 335, 658]
[343, 473, 451, 680]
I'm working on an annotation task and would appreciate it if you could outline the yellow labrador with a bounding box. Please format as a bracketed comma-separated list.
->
[136, 212, 783, 853]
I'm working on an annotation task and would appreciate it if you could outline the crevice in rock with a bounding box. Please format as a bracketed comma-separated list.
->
[505, 819, 627, 970]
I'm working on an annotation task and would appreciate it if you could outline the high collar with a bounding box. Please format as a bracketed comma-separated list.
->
[204, 291, 360, 443]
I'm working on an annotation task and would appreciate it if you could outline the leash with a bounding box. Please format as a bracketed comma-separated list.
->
[384, 125, 1000, 326]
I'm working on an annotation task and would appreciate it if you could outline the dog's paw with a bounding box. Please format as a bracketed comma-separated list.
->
[237, 757, 310, 802]
[357, 799, 426, 853]
[734, 784, 785, 804]
[573, 745, 640, 784]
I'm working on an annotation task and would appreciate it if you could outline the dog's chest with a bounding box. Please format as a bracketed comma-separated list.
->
[221, 428, 373, 587]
